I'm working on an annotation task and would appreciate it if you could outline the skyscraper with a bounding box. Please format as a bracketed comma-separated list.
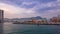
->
[0, 9, 4, 34]
[0, 9, 4, 23]
[57, 15, 60, 22]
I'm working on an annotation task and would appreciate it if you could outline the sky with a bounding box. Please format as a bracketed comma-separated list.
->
[0, 0, 60, 18]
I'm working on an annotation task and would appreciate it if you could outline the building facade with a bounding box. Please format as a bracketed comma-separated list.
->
[0, 10, 4, 23]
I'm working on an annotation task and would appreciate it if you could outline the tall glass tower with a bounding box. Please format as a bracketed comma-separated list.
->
[0, 9, 4, 34]
[0, 10, 4, 23]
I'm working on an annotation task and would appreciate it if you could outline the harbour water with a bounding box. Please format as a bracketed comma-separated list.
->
[3, 22, 60, 34]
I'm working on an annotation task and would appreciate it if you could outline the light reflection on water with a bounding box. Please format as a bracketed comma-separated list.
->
[3, 23, 13, 34]
[3, 22, 60, 34]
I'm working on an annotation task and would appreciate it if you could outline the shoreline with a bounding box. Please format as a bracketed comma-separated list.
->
[13, 23, 60, 25]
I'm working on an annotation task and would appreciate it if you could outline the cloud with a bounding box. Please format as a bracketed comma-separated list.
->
[30, 0, 60, 18]
[0, 2, 36, 18]
[0, 0, 60, 19]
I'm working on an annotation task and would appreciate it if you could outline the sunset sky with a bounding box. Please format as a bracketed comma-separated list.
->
[0, 0, 60, 18]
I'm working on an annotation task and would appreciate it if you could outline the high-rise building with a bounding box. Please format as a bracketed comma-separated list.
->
[0, 9, 4, 34]
[51, 17, 57, 23]
[0, 9, 4, 23]
[57, 15, 60, 22]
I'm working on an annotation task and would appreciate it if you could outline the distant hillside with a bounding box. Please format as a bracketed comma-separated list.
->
[19, 16, 42, 20]
[31, 16, 42, 20]
[4, 16, 42, 21]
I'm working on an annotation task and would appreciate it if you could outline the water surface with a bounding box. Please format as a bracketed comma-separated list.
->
[3, 22, 60, 34]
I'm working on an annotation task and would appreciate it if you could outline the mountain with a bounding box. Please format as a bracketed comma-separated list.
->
[20, 16, 42, 20]
[4, 16, 43, 21]
[31, 16, 42, 20]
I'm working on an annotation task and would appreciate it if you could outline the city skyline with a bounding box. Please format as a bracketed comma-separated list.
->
[0, 0, 60, 18]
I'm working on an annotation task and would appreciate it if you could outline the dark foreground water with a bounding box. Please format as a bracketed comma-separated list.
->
[3, 22, 60, 34]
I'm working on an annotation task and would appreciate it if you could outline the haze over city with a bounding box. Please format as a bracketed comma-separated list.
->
[0, 0, 60, 18]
